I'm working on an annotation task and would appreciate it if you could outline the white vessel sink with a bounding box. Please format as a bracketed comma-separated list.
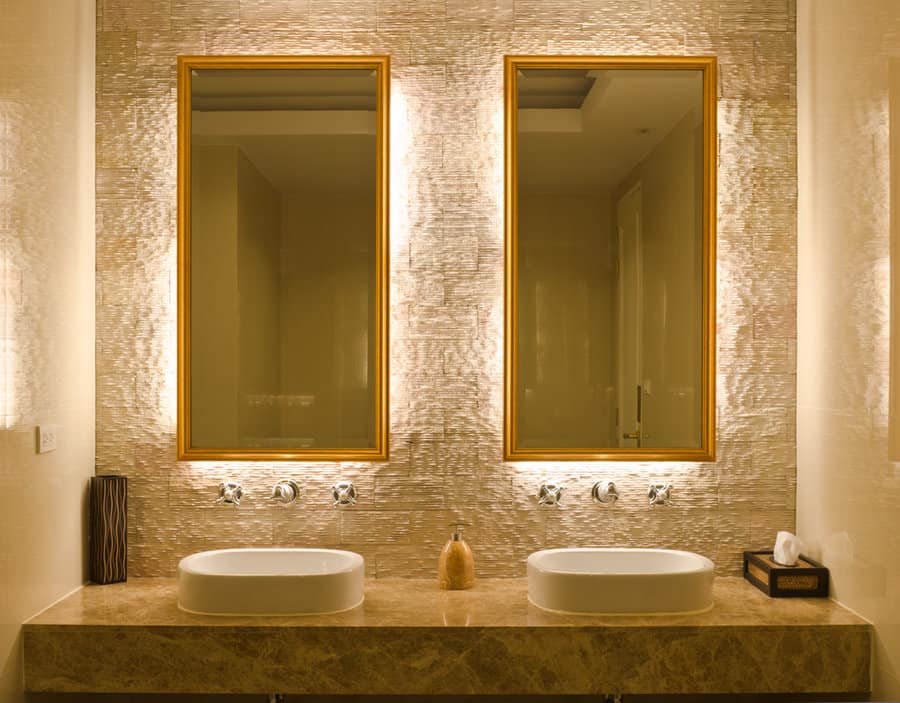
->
[527, 548, 714, 614]
[177, 548, 364, 616]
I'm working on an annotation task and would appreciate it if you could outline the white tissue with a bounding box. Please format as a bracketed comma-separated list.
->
[773, 530, 805, 566]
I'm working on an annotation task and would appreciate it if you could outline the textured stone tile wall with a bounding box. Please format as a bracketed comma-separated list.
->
[95, 0, 797, 578]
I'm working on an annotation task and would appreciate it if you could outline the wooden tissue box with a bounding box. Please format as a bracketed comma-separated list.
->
[743, 550, 829, 598]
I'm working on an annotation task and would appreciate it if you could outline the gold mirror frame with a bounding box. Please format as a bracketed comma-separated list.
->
[504, 55, 716, 462]
[176, 55, 389, 461]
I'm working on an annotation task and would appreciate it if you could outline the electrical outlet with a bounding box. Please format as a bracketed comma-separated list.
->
[36, 424, 57, 454]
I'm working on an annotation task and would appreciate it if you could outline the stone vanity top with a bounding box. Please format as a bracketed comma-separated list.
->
[25, 577, 871, 696]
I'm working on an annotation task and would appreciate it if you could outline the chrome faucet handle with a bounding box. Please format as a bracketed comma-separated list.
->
[271, 479, 299, 505]
[216, 481, 243, 506]
[592, 480, 619, 504]
[331, 480, 357, 508]
[648, 482, 673, 507]
[536, 481, 564, 507]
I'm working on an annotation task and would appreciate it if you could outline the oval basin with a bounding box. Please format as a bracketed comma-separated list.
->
[527, 548, 714, 614]
[177, 548, 364, 616]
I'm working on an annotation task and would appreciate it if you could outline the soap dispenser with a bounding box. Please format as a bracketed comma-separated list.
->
[438, 523, 475, 590]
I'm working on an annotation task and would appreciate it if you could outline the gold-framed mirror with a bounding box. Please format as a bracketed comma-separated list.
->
[504, 55, 716, 462]
[177, 55, 389, 461]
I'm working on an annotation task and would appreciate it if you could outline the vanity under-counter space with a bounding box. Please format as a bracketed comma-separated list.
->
[24, 577, 870, 698]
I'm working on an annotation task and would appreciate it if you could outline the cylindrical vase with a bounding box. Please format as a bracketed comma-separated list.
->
[89, 475, 127, 584]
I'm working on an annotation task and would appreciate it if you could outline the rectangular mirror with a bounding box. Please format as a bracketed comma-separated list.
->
[504, 56, 716, 461]
[177, 56, 389, 461]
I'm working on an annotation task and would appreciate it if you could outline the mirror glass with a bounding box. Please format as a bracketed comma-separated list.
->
[505, 57, 716, 461]
[178, 57, 388, 461]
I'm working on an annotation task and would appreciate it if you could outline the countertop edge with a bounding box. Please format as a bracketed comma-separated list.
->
[24, 577, 872, 695]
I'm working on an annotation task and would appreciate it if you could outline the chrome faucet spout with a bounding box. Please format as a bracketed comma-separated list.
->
[592, 480, 619, 504]
[271, 479, 300, 505]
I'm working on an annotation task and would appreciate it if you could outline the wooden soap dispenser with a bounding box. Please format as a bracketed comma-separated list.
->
[438, 522, 475, 590]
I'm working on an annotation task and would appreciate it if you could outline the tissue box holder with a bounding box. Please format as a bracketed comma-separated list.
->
[743, 551, 828, 598]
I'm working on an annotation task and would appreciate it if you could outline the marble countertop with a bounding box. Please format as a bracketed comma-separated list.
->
[28, 576, 867, 629]
[25, 577, 872, 696]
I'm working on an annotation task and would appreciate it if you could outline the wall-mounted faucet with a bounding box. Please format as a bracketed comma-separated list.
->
[591, 480, 619, 505]
[536, 481, 564, 507]
[332, 480, 357, 508]
[271, 479, 300, 505]
[216, 481, 243, 506]
[648, 482, 673, 507]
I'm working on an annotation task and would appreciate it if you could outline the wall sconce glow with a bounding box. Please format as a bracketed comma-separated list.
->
[0, 155, 19, 429]
[388, 85, 410, 413]
[488, 98, 505, 371]
[0, 337, 17, 429]
[162, 265, 178, 428]
[888, 60, 900, 459]
[388, 86, 410, 269]
[150, 251, 178, 431]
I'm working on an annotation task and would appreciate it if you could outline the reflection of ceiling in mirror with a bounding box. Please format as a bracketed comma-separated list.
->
[518, 69, 702, 191]
[191, 69, 377, 111]
[518, 69, 594, 108]
[191, 69, 377, 193]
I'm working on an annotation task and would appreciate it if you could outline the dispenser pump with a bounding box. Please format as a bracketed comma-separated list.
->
[438, 522, 475, 590]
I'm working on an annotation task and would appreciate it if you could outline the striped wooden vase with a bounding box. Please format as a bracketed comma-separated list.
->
[89, 475, 127, 584]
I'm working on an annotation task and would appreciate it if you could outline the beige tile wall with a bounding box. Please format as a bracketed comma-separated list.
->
[797, 1, 900, 699]
[0, 1, 95, 701]
[95, 0, 797, 578]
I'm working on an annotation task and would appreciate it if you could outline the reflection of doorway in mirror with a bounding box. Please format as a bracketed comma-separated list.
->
[613, 102, 704, 451]
[616, 183, 643, 448]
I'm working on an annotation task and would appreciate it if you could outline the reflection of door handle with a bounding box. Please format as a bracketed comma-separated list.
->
[623, 428, 641, 440]
[636, 384, 642, 423]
